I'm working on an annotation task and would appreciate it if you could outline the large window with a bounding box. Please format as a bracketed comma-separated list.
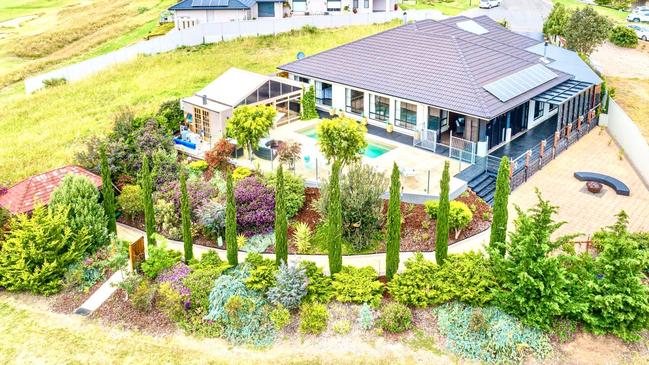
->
[292, 0, 306, 12]
[345, 88, 364, 115]
[327, 0, 341, 11]
[395, 100, 417, 130]
[364, 0, 369, 7]
[534, 101, 545, 119]
[353, 0, 358, 8]
[315, 81, 332, 106]
[193, 107, 211, 140]
[369, 94, 389, 122]
[426, 107, 448, 131]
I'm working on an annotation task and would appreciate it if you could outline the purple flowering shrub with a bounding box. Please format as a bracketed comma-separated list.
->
[235, 176, 275, 236]
[158, 262, 192, 308]
[155, 178, 217, 218]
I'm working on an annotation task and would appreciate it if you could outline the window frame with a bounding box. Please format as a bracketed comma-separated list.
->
[394, 100, 417, 131]
[345, 88, 364, 115]
[292, 0, 307, 12]
[369, 94, 389, 122]
[533, 101, 545, 119]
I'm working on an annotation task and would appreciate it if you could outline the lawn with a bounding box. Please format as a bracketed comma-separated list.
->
[552, 0, 628, 23]
[399, 0, 476, 15]
[607, 76, 649, 143]
[0, 22, 399, 185]
[0, 0, 176, 90]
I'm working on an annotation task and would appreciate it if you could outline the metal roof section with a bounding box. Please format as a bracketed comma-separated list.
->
[197, 68, 270, 106]
[191, 0, 229, 6]
[526, 43, 603, 85]
[483, 64, 558, 102]
[533, 79, 593, 104]
[456, 20, 488, 35]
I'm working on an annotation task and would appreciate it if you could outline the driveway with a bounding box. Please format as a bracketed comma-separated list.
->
[462, 0, 552, 39]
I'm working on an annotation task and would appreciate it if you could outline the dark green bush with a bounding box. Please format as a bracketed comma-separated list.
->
[299, 302, 329, 334]
[141, 243, 182, 279]
[610, 25, 638, 48]
[299, 261, 334, 303]
[379, 302, 412, 333]
[184, 263, 230, 310]
[265, 171, 305, 218]
[389, 252, 496, 308]
[155, 99, 184, 134]
[332, 266, 384, 307]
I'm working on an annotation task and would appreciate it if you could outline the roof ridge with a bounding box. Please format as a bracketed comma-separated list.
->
[451, 38, 491, 118]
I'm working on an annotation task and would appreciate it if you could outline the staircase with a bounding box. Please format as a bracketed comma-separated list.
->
[468, 171, 497, 206]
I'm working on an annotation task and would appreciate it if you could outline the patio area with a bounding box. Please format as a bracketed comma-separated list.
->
[490, 116, 558, 158]
[509, 129, 649, 237]
[233, 119, 467, 198]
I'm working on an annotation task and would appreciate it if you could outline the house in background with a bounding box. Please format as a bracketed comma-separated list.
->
[175, 68, 303, 157]
[169, 0, 397, 29]
[278, 15, 602, 159]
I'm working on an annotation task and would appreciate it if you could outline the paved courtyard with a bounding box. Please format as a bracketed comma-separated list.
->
[509, 130, 649, 238]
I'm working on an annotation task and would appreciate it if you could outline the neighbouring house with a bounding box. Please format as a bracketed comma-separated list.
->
[0, 166, 102, 215]
[175, 67, 303, 157]
[278, 15, 602, 159]
[169, 0, 397, 29]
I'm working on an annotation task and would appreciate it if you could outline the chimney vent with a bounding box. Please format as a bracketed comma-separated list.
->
[202, 94, 207, 105]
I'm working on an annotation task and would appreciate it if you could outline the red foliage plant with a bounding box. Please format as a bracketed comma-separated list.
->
[205, 139, 235, 173]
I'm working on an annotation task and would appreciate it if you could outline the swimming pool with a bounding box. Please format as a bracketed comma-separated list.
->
[299, 127, 394, 158]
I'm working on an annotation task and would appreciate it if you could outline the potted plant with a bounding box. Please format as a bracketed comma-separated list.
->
[386, 122, 394, 133]
[361, 116, 368, 126]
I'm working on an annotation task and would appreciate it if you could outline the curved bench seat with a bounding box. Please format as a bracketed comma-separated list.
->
[574, 172, 630, 196]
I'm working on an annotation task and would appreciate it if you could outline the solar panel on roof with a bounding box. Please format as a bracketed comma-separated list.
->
[191, 0, 228, 6]
[483, 64, 557, 102]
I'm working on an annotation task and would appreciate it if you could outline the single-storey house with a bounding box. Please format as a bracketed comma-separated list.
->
[169, 0, 397, 29]
[175, 67, 303, 156]
[0, 166, 102, 215]
[278, 15, 602, 158]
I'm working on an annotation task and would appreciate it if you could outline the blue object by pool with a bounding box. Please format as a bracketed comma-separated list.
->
[174, 138, 196, 150]
[299, 127, 393, 158]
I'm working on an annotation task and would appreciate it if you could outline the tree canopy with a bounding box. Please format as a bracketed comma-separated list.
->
[316, 116, 367, 166]
[564, 6, 612, 55]
[543, 3, 571, 40]
[227, 105, 276, 160]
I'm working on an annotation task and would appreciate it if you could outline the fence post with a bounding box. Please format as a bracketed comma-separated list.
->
[524, 150, 531, 181]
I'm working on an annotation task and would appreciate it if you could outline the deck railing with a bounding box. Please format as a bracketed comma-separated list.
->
[449, 133, 476, 164]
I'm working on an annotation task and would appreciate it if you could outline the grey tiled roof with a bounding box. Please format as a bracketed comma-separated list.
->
[278, 16, 573, 120]
[169, 0, 261, 11]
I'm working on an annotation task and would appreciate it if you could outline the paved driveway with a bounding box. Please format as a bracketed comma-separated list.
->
[462, 0, 552, 38]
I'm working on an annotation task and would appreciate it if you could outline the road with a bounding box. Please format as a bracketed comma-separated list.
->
[461, 0, 553, 39]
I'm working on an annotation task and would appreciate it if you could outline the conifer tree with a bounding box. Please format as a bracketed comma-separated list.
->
[300, 85, 318, 120]
[328, 160, 343, 275]
[180, 168, 193, 262]
[435, 161, 450, 265]
[141, 154, 156, 246]
[225, 169, 238, 266]
[275, 164, 288, 265]
[490, 157, 511, 256]
[386, 163, 401, 280]
[100, 146, 116, 235]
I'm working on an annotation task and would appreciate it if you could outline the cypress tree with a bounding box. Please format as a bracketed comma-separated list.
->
[141, 154, 156, 246]
[180, 168, 193, 262]
[435, 161, 450, 265]
[100, 146, 116, 235]
[489, 157, 511, 256]
[274, 164, 288, 266]
[385, 162, 401, 281]
[328, 160, 343, 276]
[225, 169, 238, 266]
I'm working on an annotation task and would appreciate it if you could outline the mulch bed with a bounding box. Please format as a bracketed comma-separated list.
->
[91, 289, 176, 336]
[49, 277, 108, 314]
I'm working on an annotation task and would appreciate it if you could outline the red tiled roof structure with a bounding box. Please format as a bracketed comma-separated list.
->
[0, 165, 102, 215]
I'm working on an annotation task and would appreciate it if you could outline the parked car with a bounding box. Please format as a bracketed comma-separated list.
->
[479, 0, 501, 9]
[627, 24, 649, 40]
[627, 10, 649, 22]
[633, 6, 649, 12]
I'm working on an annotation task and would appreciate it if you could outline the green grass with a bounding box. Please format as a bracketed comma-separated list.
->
[552, 0, 629, 23]
[0, 0, 79, 22]
[0, 22, 399, 185]
[399, 0, 476, 16]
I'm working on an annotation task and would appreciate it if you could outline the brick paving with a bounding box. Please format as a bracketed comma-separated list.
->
[509, 130, 649, 238]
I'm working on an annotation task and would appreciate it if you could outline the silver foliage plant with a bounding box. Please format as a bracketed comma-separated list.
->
[267, 262, 308, 310]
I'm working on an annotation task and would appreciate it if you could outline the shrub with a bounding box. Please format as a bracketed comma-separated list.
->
[117, 272, 144, 299]
[0, 207, 91, 295]
[242, 233, 275, 253]
[141, 243, 182, 279]
[293, 222, 312, 254]
[300, 85, 318, 120]
[155, 99, 184, 134]
[389, 252, 496, 308]
[270, 304, 291, 331]
[184, 262, 230, 310]
[267, 262, 308, 310]
[157, 282, 185, 321]
[333, 319, 352, 335]
[154, 199, 181, 239]
[380, 303, 412, 333]
[155, 179, 216, 218]
[235, 176, 275, 236]
[117, 184, 145, 219]
[332, 266, 384, 307]
[358, 303, 376, 330]
[232, 166, 252, 182]
[49, 175, 108, 252]
[151, 148, 180, 186]
[245, 259, 278, 293]
[43, 77, 67, 88]
[196, 201, 226, 239]
[316, 117, 367, 166]
[265, 171, 305, 218]
[187, 160, 208, 175]
[299, 261, 334, 303]
[157, 262, 191, 306]
[610, 25, 638, 48]
[435, 302, 552, 364]
[317, 163, 388, 251]
[277, 141, 302, 169]
[424, 200, 474, 238]
[299, 302, 329, 334]
[64, 262, 103, 292]
[205, 139, 235, 173]
[132, 280, 157, 312]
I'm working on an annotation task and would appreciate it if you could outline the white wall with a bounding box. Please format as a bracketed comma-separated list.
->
[606, 98, 649, 188]
[175, 9, 251, 27]
[527, 100, 558, 129]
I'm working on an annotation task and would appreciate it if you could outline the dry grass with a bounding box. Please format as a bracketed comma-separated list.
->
[607, 77, 649, 143]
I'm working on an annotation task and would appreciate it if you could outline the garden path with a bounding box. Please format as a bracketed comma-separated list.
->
[73, 270, 126, 316]
[116, 223, 489, 275]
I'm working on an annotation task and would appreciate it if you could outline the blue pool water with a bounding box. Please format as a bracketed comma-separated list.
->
[300, 127, 393, 158]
